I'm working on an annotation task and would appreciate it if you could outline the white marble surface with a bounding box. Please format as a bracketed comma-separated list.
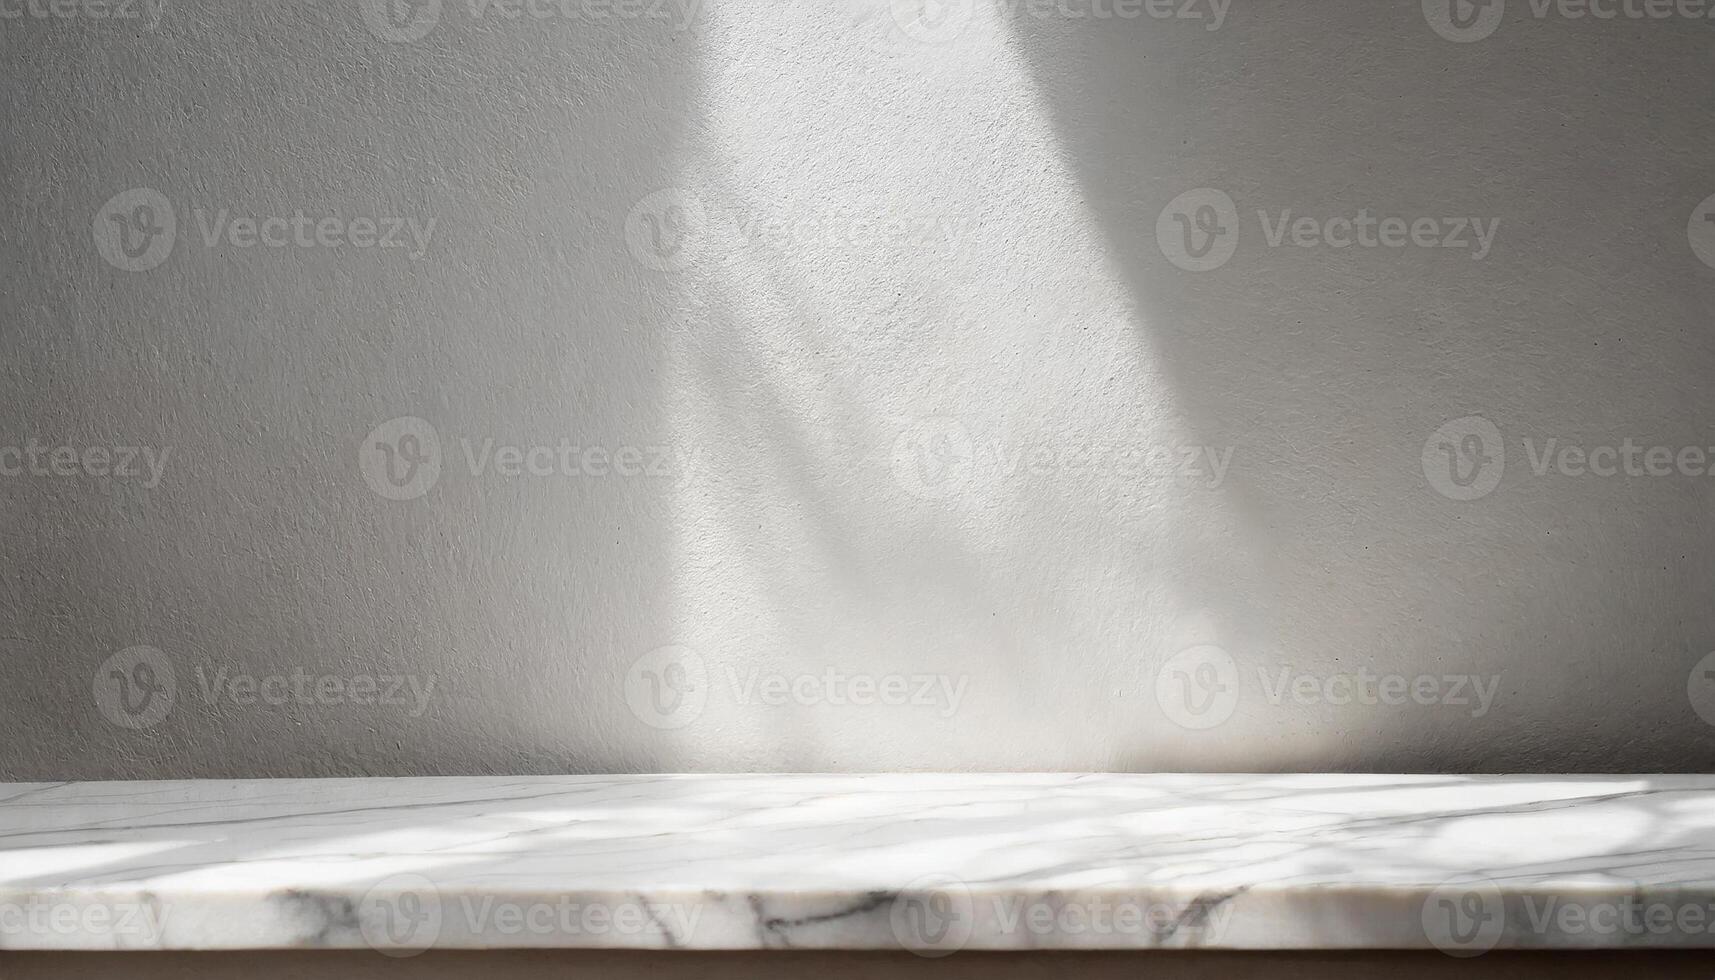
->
[1, 774, 1713, 953]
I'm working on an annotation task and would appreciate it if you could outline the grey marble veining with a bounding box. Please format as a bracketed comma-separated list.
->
[1, 774, 1713, 953]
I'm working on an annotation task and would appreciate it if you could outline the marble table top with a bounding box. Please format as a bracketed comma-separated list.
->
[1, 774, 1712, 954]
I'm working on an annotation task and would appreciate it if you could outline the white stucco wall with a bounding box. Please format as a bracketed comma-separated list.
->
[2, 0, 1713, 777]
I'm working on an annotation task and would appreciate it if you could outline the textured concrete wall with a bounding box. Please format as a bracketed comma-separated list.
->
[2, 0, 1713, 777]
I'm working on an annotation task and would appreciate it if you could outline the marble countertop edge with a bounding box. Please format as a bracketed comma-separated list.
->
[1, 773, 1711, 954]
